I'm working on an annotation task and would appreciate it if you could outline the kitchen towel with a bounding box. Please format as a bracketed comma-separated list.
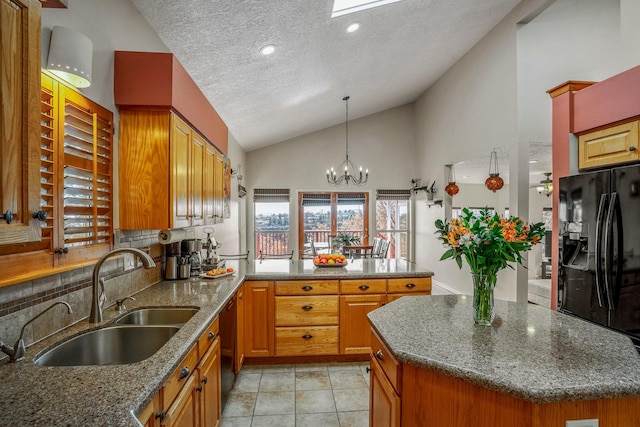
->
[158, 228, 186, 245]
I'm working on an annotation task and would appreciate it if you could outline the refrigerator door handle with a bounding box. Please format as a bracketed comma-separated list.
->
[603, 192, 618, 310]
[594, 193, 608, 308]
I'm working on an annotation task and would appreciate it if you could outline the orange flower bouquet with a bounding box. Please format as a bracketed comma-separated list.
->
[435, 208, 545, 324]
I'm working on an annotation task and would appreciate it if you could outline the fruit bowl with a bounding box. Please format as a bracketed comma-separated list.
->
[313, 253, 348, 268]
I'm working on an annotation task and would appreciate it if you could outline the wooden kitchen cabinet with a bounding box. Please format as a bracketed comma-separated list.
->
[386, 277, 431, 303]
[197, 332, 221, 427]
[339, 279, 386, 354]
[119, 110, 223, 230]
[578, 119, 640, 169]
[369, 329, 401, 427]
[243, 281, 275, 357]
[144, 317, 221, 427]
[0, 0, 42, 247]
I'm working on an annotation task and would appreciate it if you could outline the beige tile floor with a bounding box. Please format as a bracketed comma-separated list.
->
[221, 361, 371, 427]
[221, 284, 452, 427]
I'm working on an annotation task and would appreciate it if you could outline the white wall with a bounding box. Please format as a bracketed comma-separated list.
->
[246, 104, 416, 256]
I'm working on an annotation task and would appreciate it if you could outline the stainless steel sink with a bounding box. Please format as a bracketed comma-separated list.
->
[114, 307, 199, 326]
[33, 325, 180, 367]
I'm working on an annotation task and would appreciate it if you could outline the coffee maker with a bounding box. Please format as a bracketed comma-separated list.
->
[181, 239, 203, 277]
[201, 227, 224, 270]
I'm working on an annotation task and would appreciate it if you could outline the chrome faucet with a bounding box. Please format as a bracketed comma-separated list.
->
[89, 248, 156, 323]
[0, 301, 73, 362]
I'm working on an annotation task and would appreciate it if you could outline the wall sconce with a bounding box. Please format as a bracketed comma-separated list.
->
[445, 163, 459, 196]
[47, 26, 93, 88]
[485, 149, 504, 192]
[536, 172, 553, 197]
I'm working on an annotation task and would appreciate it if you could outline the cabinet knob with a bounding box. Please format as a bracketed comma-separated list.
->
[301, 286, 313, 291]
[202, 376, 208, 384]
[359, 285, 370, 291]
[196, 386, 203, 392]
[629, 146, 637, 152]
[366, 367, 371, 373]
[156, 411, 167, 420]
[55, 247, 69, 254]
[375, 349, 385, 361]
[405, 283, 416, 289]
[302, 334, 313, 339]
[302, 305, 313, 311]
[208, 331, 215, 340]
[179, 366, 190, 380]
[0, 210, 13, 224]
[32, 210, 48, 221]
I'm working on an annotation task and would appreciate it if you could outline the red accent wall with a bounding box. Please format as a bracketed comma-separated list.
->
[114, 51, 228, 154]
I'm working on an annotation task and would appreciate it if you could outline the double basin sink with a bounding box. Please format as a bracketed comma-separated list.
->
[34, 308, 199, 367]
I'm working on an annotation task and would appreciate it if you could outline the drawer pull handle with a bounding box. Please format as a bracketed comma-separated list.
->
[375, 349, 385, 361]
[302, 286, 313, 291]
[366, 367, 371, 373]
[302, 305, 313, 311]
[359, 285, 370, 291]
[202, 376, 208, 384]
[208, 331, 215, 340]
[302, 334, 313, 339]
[630, 146, 637, 152]
[196, 385, 203, 392]
[156, 410, 166, 420]
[405, 283, 416, 289]
[179, 367, 190, 380]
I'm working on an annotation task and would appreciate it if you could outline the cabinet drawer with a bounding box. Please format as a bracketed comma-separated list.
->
[275, 280, 339, 295]
[275, 326, 339, 356]
[275, 296, 338, 326]
[197, 316, 220, 358]
[579, 120, 640, 169]
[162, 344, 200, 409]
[387, 277, 431, 294]
[341, 279, 386, 294]
[371, 329, 401, 394]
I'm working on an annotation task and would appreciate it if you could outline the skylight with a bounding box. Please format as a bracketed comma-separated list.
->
[331, 0, 406, 18]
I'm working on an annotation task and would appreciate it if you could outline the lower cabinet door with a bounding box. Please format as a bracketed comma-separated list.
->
[339, 294, 384, 354]
[370, 355, 401, 427]
[162, 374, 199, 427]
[199, 336, 221, 427]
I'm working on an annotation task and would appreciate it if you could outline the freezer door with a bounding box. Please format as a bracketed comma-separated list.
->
[558, 171, 609, 326]
[609, 165, 640, 346]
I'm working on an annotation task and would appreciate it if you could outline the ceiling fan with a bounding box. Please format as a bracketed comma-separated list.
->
[531, 172, 553, 197]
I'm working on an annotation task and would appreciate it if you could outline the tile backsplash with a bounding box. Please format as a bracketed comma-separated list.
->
[0, 230, 164, 359]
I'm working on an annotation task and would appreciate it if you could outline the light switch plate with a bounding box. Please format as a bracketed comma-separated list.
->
[566, 419, 598, 427]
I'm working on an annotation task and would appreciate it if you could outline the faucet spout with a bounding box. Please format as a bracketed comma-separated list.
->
[89, 248, 156, 323]
[1, 301, 72, 362]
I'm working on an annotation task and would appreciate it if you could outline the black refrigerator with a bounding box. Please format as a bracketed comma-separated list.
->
[558, 164, 640, 349]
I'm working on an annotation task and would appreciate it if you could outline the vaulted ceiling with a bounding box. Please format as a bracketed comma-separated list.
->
[131, 0, 522, 152]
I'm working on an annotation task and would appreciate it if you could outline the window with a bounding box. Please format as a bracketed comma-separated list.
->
[254, 189, 290, 256]
[375, 190, 410, 259]
[298, 192, 368, 254]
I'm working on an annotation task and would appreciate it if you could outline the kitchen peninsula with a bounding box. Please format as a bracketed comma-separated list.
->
[0, 259, 432, 426]
[368, 295, 640, 426]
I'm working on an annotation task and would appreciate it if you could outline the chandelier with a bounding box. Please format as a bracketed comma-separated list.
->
[536, 172, 553, 197]
[327, 96, 368, 186]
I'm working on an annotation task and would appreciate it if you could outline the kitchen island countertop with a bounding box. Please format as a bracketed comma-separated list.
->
[0, 259, 432, 426]
[368, 295, 640, 404]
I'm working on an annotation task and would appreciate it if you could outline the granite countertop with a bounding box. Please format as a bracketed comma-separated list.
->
[368, 295, 640, 403]
[0, 259, 432, 426]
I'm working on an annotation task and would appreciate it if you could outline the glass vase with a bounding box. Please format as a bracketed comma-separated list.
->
[472, 273, 496, 325]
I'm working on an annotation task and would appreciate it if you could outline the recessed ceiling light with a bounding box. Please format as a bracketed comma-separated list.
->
[529, 160, 538, 164]
[260, 44, 276, 55]
[346, 22, 360, 33]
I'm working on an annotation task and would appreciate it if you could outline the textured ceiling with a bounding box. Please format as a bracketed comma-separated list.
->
[130, 0, 522, 152]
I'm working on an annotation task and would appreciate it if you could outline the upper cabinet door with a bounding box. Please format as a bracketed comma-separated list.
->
[0, 0, 42, 246]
